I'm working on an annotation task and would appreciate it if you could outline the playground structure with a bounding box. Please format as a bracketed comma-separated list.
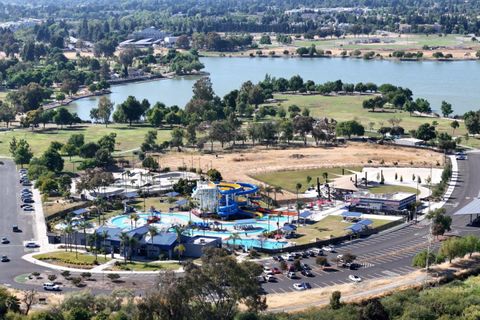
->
[192, 180, 300, 219]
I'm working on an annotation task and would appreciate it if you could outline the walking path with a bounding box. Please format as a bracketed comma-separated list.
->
[32, 187, 54, 250]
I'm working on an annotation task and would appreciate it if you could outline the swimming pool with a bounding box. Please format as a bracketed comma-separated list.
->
[226, 238, 289, 250]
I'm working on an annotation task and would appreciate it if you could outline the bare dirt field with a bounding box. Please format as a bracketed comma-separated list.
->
[160, 142, 443, 199]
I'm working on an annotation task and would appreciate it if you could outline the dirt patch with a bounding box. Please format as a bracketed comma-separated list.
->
[160, 143, 443, 200]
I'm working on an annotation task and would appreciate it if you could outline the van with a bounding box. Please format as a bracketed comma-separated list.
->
[12, 225, 19, 232]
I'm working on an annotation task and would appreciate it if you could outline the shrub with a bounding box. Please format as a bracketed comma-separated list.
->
[107, 273, 120, 282]
[61, 271, 71, 278]
[48, 274, 57, 282]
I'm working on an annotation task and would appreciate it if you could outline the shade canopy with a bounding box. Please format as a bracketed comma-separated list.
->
[175, 199, 188, 206]
[454, 199, 480, 215]
[341, 211, 362, 218]
[72, 208, 89, 216]
[165, 191, 180, 197]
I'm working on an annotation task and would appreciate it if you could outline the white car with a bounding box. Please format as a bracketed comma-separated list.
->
[43, 282, 61, 291]
[322, 245, 335, 252]
[25, 242, 39, 248]
[263, 266, 272, 274]
[349, 275, 362, 283]
[293, 283, 307, 291]
[265, 274, 276, 282]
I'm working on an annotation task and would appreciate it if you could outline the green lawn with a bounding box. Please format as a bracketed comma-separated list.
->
[369, 184, 419, 195]
[33, 251, 110, 269]
[252, 166, 362, 193]
[295, 215, 393, 245]
[270, 94, 468, 137]
[0, 124, 172, 157]
[110, 261, 181, 271]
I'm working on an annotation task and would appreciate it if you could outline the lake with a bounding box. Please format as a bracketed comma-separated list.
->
[68, 56, 480, 120]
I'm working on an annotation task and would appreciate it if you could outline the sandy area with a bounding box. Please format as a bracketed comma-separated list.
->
[159, 143, 443, 199]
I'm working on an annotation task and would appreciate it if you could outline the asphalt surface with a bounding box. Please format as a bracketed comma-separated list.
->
[0, 153, 479, 295]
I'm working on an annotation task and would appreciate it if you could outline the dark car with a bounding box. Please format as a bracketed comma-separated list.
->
[23, 206, 35, 211]
[1, 255, 9, 262]
[301, 269, 314, 277]
[1, 237, 9, 244]
[22, 182, 33, 186]
[301, 263, 311, 270]
[12, 225, 19, 232]
[23, 199, 35, 204]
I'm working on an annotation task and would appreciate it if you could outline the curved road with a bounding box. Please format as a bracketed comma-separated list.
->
[0, 154, 479, 294]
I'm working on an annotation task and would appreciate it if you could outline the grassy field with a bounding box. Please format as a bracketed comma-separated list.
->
[270, 94, 469, 137]
[369, 184, 419, 195]
[0, 124, 172, 157]
[109, 261, 181, 271]
[295, 215, 393, 245]
[33, 251, 110, 268]
[252, 166, 362, 193]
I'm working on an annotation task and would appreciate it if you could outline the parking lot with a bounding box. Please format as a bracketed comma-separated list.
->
[259, 223, 434, 293]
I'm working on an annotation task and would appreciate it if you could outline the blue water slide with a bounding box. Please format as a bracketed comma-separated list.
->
[236, 182, 259, 195]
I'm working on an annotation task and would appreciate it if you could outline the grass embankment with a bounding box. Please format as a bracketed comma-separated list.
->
[109, 261, 181, 271]
[0, 124, 171, 157]
[268, 94, 480, 147]
[33, 251, 110, 269]
[368, 184, 419, 195]
[43, 198, 87, 218]
[252, 166, 362, 193]
[294, 215, 393, 245]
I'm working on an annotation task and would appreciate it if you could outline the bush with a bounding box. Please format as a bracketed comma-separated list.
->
[61, 271, 71, 278]
[48, 274, 57, 282]
[107, 273, 120, 282]
[70, 277, 82, 286]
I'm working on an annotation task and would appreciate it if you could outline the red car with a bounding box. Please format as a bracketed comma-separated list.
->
[272, 267, 282, 274]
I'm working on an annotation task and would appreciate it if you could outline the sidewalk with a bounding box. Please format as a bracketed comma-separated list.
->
[31, 187, 54, 250]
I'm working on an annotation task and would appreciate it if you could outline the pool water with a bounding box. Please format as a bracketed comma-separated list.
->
[226, 238, 289, 250]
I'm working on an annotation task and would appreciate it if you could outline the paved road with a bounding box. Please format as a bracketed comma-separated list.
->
[0, 154, 479, 295]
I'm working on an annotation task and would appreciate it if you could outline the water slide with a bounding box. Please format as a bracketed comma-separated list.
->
[216, 182, 261, 218]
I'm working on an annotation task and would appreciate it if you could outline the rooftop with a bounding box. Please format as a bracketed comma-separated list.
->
[354, 191, 416, 201]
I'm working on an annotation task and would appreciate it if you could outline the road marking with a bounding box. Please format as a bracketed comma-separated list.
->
[382, 270, 400, 277]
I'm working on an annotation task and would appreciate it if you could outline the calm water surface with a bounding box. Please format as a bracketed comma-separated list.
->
[68, 57, 480, 120]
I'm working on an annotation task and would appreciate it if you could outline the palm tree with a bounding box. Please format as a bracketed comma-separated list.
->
[322, 172, 329, 184]
[128, 236, 138, 262]
[64, 225, 73, 252]
[174, 243, 186, 262]
[147, 225, 158, 258]
[273, 186, 283, 207]
[78, 220, 89, 250]
[88, 233, 98, 261]
[295, 183, 302, 206]
[119, 232, 129, 265]
[228, 232, 241, 250]
[101, 230, 109, 260]
[129, 213, 139, 229]
[296, 201, 303, 226]
[306, 176, 312, 187]
[264, 185, 273, 209]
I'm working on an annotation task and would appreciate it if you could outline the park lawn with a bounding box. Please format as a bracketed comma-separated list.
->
[252, 166, 362, 193]
[128, 196, 179, 213]
[0, 124, 172, 157]
[33, 251, 110, 269]
[271, 94, 468, 137]
[294, 215, 392, 245]
[109, 261, 181, 271]
[369, 184, 420, 195]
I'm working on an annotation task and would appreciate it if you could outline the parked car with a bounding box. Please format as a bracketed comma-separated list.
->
[1, 237, 9, 244]
[287, 271, 297, 279]
[265, 274, 277, 282]
[43, 283, 61, 291]
[19, 169, 27, 174]
[349, 275, 362, 283]
[455, 152, 467, 160]
[263, 266, 272, 274]
[301, 269, 314, 277]
[293, 282, 311, 291]
[272, 267, 282, 274]
[23, 206, 35, 211]
[256, 276, 266, 283]
[301, 263, 311, 270]
[23, 198, 34, 204]
[22, 182, 32, 186]
[322, 245, 335, 252]
[25, 242, 39, 248]
[1, 255, 9, 262]
[12, 225, 19, 232]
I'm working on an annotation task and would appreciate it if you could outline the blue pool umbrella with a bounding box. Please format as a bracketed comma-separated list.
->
[282, 225, 295, 232]
[175, 199, 188, 206]
[165, 191, 179, 197]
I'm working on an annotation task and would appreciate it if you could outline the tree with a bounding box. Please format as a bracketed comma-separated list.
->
[450, 120, 460, 135]
[170, 128, 185, 151]
[441, 101, 453, 118]
[439, 237, 466, 263]
[360, 299, 390, 320]
[330, 291, 342, 310]
[114, 96, 148, 126]
[0, 103, 16, 128]
[415, 98, 431, 113]
[53, 108, 74, 128]
[293, 116, 314, 145]
[147, 103, 165, 127]
[142, 156, 159, 170]
[463, 110, 480, 134]
[95, 148, 114, 167]
[98, 133, 117, 152]
[259, 34, 271, 45]
[97, 96, 114, 127]
[192, 77, 214, 101]
[415, 123, 437, 142]
[207, 168, 222, 181]
[427, 208, 452, 238]
[437, 132, 456, 152]
[336, 120, 365, 138]
[79, 142, 100, 158]
[41, 147, 64, 172]
[11, 138, 33, 168]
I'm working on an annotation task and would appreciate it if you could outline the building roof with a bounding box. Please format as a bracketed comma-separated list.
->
[345, 224, 363, 233]
[72, 208, 89, 216]
[96, 226, 123, 242]
[124, 191, 139, 198]
[354, 192, 416, 201]
[150, 232, 177, 246]
[358, 219, 373, 226]
[341, 211, 362, 217]
[454, 198, 480, 215]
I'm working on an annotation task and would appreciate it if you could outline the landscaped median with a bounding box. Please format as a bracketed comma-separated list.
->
[106, 261, 182, 272]
[33, 251, 110, 269]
